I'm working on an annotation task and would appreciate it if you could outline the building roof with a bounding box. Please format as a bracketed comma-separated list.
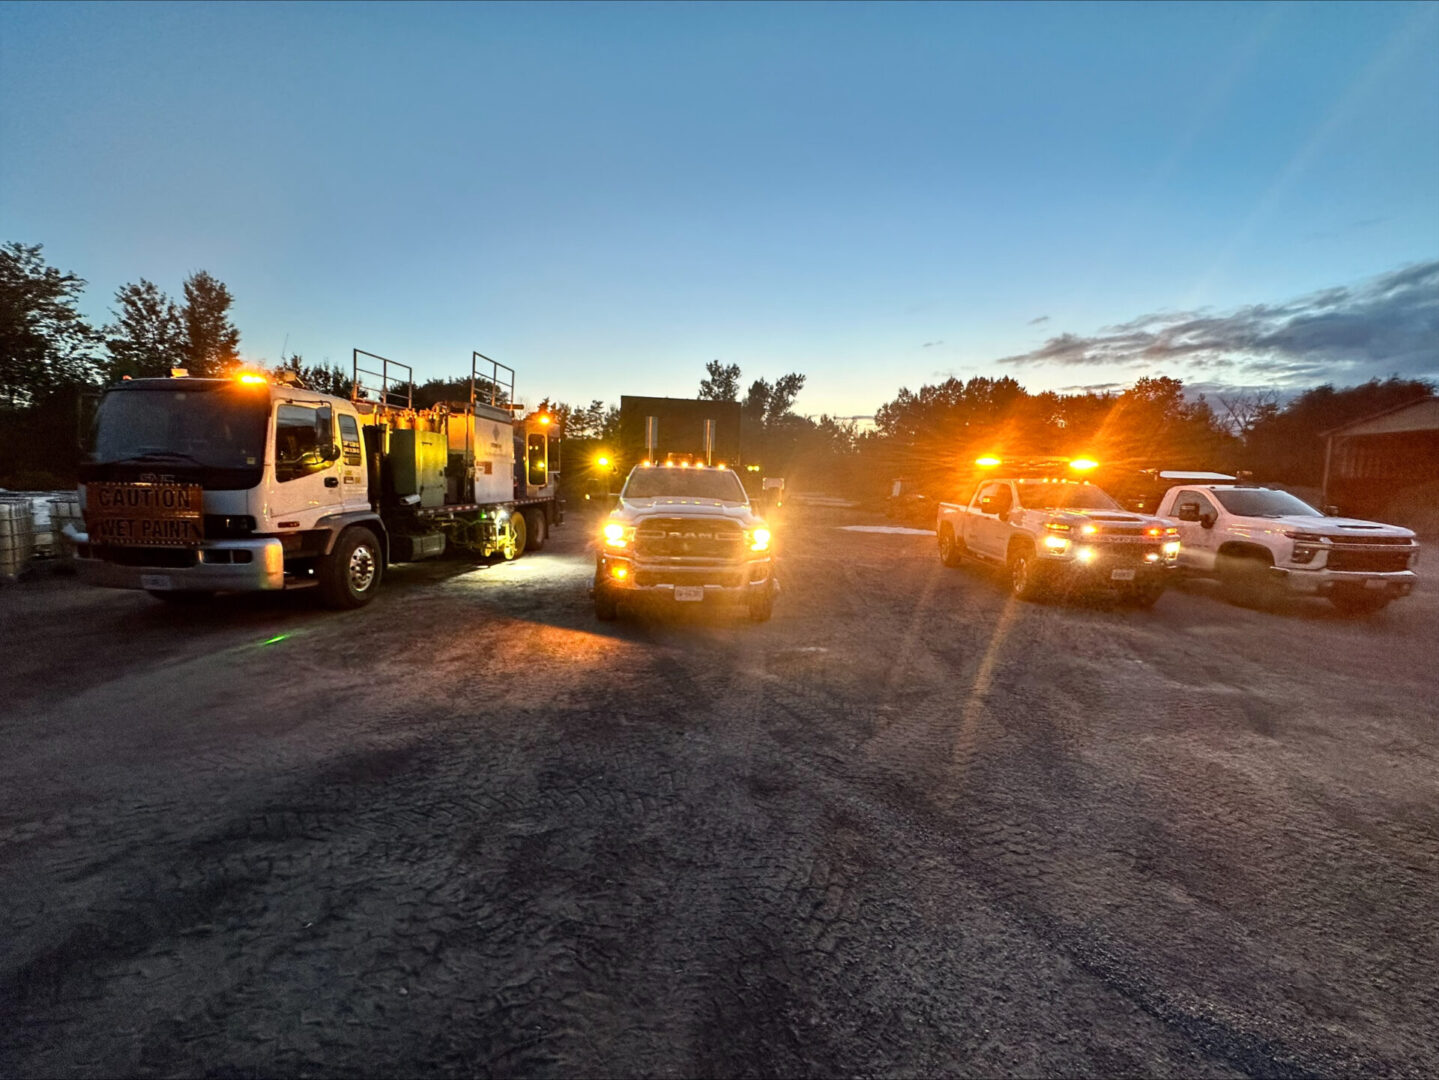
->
[1321, 396, 1439, 439]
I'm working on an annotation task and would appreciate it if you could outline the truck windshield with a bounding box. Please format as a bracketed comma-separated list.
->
[622, 468, 748, 502]
[90, 386, 269, 469]
[1212, 488, 1320, 517]
[1015, 482, 1121, 511]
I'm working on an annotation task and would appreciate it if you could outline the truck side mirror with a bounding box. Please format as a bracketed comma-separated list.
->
[1199, 511, 1216, 529]
[322, 443, 341, 462]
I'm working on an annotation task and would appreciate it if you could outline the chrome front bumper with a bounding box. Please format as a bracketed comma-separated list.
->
[595, 553, 773, 598]
[73, 532, 286, 592]
[1275, 566, 1418, 596]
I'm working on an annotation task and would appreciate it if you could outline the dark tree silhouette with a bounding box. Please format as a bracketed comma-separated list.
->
[105, 279, 185, 380]
[180, 270, 241, 375]
[0, 242, 100, 407]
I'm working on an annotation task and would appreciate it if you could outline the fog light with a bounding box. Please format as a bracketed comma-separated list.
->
[1074, 546, 1097, 564]
[610, 564, 629, 581]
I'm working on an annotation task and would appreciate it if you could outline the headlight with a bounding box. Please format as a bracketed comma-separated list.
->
[1042, 533, 1070, 552]
[1162, 540, 1181, 557]
[602, 522, 633, 548]
[748, 527, 771, 552]
[1284, 530, 1329, 565]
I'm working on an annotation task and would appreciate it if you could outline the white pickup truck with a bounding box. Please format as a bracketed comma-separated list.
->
[936, 474, 1180, 605]
[1155, 480, 1419, 613]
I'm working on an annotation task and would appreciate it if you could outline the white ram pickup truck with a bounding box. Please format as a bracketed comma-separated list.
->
[593, 463, 776, 622]
[936, 475, 1180, 605]
[1155, 481, 1419, 613]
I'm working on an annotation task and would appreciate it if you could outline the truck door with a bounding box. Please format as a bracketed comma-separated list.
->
[336, 411, 369, 512]
[268, 402, 346, 529]
[1170, 489, 1221, 571]
[970, 481, 1012, 559]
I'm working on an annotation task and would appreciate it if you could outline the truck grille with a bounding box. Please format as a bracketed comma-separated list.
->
[90, 545, 199, 568]
[635, 568, 746, 588]
[633, 518, 744, 559]
[1326, 548, 1413, 573]
[1095, 542, 1165, 563]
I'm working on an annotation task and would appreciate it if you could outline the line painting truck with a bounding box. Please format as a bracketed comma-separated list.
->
[73, 350, 562, 608]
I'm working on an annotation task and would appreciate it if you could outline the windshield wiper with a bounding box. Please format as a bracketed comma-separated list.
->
[114, 451, 206, 465]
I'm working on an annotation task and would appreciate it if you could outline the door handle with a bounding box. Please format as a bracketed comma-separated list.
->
[324, 476, 339, 488]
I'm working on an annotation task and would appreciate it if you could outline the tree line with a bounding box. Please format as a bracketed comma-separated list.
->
[1, 242, 245, 407]
[3, 240, 1430, 495]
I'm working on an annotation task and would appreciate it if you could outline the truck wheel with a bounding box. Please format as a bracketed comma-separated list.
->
[594, 582, 619, 621]
[938, 525, 963, 568]
[1009, 546, 1048, 601]
[502, 512, 527, 560]
[1328, 587, 1390, 615]
[1219, 553, 1279, 609]
[748, 581, 775, 622]
[319, 527, 383, 609]
[523, 508, 546, 552]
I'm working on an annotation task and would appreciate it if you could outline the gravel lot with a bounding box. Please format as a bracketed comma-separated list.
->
[2, 499, 1436, 1077]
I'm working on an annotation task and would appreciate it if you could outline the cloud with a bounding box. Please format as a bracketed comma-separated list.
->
[1055, 382, 1126, 394]
[998, 260, 1439, 387]
[1027, 315, 1050, 326]
[920, 340, 943, 348]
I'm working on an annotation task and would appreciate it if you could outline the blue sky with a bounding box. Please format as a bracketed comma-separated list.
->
[2, 1, 1436, 416]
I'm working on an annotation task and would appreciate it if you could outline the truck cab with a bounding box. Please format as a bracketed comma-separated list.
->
[75, 375, 386, 605]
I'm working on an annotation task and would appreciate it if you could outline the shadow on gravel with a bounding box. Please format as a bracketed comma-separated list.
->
[1170, 577, 1420, 623]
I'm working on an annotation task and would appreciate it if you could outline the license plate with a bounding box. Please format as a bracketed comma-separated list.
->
[674, 586, 705, 602]
[141, 574, 173, 590]
[1110, 569, 1137, 581]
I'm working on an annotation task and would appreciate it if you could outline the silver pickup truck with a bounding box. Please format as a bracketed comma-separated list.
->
[936, 474, 1180, 605]
[1155, 481, 1418, 613]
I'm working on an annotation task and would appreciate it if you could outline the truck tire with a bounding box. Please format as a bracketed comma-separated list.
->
[1328, 586, 1391, 615]
[1008, 545, 1048, 601]
[748, 581, 775, 622]
[594, 581, 619, 621]
[523, 508, 546, 552]
[502, 512, 527, 561]
[938, 525, 963, 568]
[318, 526, 383, 609]
[1219, 552, 1279, 610]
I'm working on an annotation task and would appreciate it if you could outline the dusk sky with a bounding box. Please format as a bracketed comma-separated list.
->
[3, 1, 1436, 416]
